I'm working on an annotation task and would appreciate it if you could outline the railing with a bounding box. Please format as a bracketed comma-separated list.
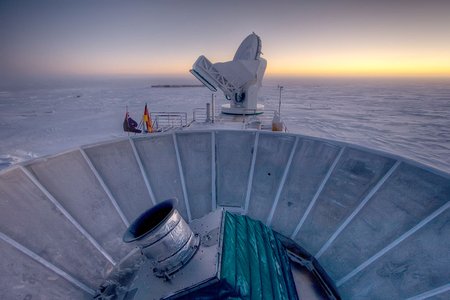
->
[192, 107, 283, 131]
[242, 109, 277, 130]
[149, 108, 282, 132]
[150, 112, 188, 131]
[192, 107, 221, 122]
[253, 109, 277, 124]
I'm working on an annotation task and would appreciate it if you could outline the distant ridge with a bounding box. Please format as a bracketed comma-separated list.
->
[151, 84, 203, 88]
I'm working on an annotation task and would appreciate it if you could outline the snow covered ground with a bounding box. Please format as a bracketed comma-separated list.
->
[1, 77, 449, 173]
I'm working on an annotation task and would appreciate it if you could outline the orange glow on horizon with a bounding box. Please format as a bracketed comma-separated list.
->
[53, 50, 450, 78]
[267, 64, 450, 77]
[265, 48, 450, 77]
[61, 60, 450, 78]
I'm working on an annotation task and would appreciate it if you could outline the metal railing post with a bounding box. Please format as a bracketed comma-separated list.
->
[211, 94, 215, 123]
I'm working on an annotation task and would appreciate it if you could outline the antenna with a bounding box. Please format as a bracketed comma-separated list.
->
[190, 33, 267, 115]
[278, 85, 284, 117]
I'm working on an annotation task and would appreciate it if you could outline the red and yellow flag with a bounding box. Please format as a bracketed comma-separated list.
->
[143, 104, 153, 133]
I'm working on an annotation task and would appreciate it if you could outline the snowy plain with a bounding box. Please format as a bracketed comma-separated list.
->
[1, 76, 449, 173]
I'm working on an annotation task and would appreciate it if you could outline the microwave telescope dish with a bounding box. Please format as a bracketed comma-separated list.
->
[190, 33, 267, 115]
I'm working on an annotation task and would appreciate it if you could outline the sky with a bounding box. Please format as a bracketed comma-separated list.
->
[1, 0, 450, 82]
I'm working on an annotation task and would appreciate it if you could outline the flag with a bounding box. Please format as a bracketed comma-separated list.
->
[143, 104, 153, 133]
[123, 111, 142, 133]
[123, 111, 130, 132]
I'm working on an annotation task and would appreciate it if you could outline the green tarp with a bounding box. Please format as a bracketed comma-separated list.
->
[180, 212, 298, 299]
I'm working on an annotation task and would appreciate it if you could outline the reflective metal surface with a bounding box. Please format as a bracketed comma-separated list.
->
[123, 199, 200, 277]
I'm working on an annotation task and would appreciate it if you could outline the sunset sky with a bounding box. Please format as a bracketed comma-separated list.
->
[1, 0, 450, 81]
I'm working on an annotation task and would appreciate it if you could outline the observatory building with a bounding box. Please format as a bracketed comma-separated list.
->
[0, 34, 449, 300]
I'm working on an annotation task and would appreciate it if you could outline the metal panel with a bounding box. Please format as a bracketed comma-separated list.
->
[21, 166, 116, 266]
[315, 161, 401, 259]
[0, 168, 112, 288]
[83, 140, 153, 222]
[211, 132, 217, 210]
[130, 138, 156, 205]
[293, 148, 396, 254]
[338, 208, 450, 299]
[247, 133, 296, 221]
[176, 132, 213, 220]
[216, 131, 256, 208]
[244, 132, 259, 213]
[80, 149, 129, 227]
[267, 137, 299, 225]
[0, 239, 92, 299]
[27, 151, 131, 261]
[173, 133, 192, 222]
[421, 289, 450, 300]
[133, 135, 189, 219]
[319, 163, 450, 281]
[270, 139, 341, 236]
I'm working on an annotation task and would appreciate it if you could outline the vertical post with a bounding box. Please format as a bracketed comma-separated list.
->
[278, 85, 283, 117]
[206, 103, 211, 122]
[211, 93, 215, 123]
